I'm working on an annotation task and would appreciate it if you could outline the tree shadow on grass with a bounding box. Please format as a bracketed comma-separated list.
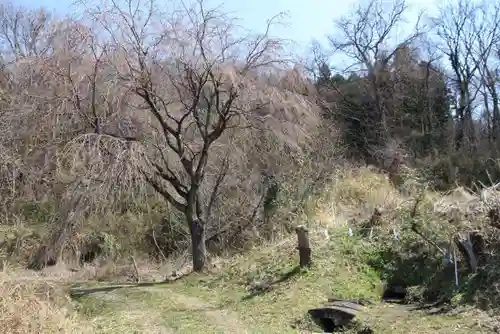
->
[69, 281, 171, 299]
[241, 265, 303, 301]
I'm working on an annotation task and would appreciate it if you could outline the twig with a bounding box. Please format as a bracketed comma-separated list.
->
[131, 255, 140, 283]
[152, 228, 168, 262]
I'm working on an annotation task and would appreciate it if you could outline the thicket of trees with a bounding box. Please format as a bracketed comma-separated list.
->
[1, 0, 500, 271]
[314, 0, 500, 189]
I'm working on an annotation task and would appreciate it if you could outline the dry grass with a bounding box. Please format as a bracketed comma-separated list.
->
[309, 166, 403, 228]
[332, 167, 403, 208]
[0, 270, 92, 333]
[0, 254, 193, 334]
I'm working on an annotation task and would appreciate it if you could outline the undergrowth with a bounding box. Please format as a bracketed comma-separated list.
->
[2, 166, 500, 333]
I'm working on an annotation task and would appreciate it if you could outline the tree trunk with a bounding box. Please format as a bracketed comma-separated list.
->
[188, 215, 207, 272]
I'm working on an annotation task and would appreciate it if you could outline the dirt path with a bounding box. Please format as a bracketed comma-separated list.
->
[145, 286, 247, 334]
[74, 283, 248, 334]
[83, 288, 173, 334]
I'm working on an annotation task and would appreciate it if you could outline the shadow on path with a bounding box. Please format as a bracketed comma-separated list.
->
[242, 265, 303, 301]
[69, 281, 170, 298]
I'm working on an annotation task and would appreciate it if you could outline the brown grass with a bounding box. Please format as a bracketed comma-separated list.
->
[310, 166, 404, 227]
[0, 270, 92, 333]
[0, 255, 190, 334]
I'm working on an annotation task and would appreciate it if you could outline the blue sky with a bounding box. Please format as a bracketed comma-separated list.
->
[16, 0, 440, 52]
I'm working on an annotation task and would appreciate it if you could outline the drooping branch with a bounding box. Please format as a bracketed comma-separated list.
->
[71, 0, 291, 227]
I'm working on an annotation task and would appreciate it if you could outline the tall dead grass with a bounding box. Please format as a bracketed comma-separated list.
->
[309, 166, 404, 227]
[0, 271, 92, 333]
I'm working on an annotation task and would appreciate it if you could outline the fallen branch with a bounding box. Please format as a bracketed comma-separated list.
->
[411, 224, 446, 255]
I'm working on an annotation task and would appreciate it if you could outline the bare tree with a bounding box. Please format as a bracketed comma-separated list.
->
[0, 4, 65, 209]
[473, 2, 500, 148]
[60, 0, 315, 271]
[0, 3, 53, 60]
[326, 0, 423, 162]
[433, 0, 500, 150]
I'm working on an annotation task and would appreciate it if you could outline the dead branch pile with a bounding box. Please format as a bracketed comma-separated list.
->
[432, 185, 500, 272]
[434, 185, 500, 226]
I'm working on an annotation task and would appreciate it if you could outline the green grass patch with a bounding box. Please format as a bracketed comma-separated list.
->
[163, 231, 382, 332]
[74, 286, 224, 333]
[159, 225, 494, 333]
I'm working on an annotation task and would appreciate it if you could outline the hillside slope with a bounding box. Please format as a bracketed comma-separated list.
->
[3, 167, 500, 333]
[71, 229, 495, 333]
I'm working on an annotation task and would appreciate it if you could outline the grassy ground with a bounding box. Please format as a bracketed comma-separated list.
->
[68, 229, 497, 333]
[2, 167, 500, 333]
